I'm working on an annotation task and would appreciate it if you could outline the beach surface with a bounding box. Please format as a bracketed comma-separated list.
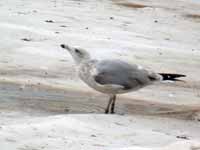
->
[0, 0, 200, 149]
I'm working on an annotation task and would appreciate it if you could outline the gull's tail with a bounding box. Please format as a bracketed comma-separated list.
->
[159, 73, 186, 81]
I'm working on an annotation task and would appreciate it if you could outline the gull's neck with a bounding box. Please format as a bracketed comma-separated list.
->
[73, 54, 91, 65]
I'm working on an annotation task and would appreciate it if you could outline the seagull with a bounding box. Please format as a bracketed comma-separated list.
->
[60, 44, 186, 114]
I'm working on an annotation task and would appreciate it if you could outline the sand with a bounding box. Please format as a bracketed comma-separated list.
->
[0, 0, 200, 149]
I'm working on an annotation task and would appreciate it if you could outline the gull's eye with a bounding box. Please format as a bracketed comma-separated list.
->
[75, 48, 81, 54]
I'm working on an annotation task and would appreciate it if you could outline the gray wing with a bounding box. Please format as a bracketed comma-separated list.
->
[94, 60, 158, 90]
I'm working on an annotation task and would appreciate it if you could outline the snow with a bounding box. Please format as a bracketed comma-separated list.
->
[0, 0, 200, 149]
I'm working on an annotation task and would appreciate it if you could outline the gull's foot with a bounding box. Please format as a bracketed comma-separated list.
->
[105, 109, 109, 114]
[111, 108, 115, 114]
[105, 109, 115, 114]
[111, 110, 115, 114]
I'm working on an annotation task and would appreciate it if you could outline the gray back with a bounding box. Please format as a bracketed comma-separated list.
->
[94, 60, 152, 90]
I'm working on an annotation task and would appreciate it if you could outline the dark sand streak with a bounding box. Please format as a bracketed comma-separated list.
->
[0, 81, 199, 120]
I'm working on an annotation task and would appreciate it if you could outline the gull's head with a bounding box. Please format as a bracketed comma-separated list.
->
[60, 44, 91, 64]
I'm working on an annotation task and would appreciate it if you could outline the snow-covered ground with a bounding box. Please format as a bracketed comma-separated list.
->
[0, 0, 200, 149]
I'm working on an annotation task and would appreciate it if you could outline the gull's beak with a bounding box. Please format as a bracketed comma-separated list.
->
[60, 44, 71, 51]
[60, 44, 66, 49]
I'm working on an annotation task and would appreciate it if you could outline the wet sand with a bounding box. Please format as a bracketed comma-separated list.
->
[1, 81, 199, 120]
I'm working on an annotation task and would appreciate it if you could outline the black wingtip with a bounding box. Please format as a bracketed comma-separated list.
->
[159, 73, 186, 81]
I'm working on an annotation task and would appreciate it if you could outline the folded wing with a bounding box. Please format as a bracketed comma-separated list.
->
[94, 60, 157, 90]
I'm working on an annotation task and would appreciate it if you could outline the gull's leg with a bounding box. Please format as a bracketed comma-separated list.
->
[111, 95, 116, 114]
[105, 95, 114, 114]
